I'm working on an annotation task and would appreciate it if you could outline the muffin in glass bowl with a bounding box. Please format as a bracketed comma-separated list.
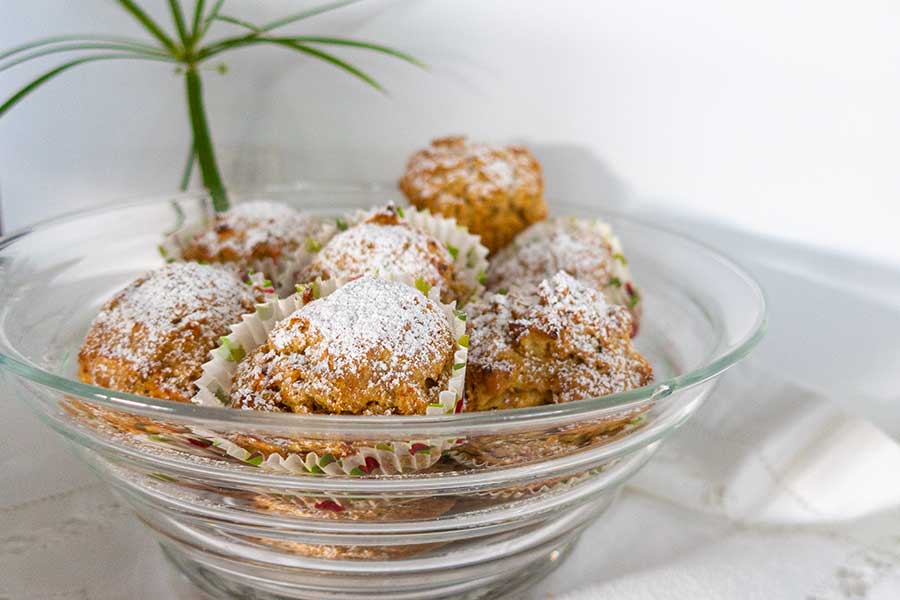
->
[231, 275, 460, 416]
[78, 262, 262, 402]
[488, 217, 643, 334]
[165, 199, 335, 292]
[455, 271, 652, 467]
[192, 273, 468, 477]
[399, 136, 547, 253]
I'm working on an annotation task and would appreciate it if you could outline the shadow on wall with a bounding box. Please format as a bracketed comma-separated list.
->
[524, 142, 633, 213]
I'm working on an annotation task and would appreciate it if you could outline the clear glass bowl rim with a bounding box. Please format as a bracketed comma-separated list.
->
[0, 185, 767, 434]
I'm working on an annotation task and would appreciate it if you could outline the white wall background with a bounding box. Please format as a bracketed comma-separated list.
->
[2, 1, 899, 267]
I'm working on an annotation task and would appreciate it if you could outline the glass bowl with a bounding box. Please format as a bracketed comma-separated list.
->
[0, 184, 766, 599]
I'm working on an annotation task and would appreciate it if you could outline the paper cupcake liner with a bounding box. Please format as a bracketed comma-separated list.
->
[159, 212, 336, 297]
[401, 205, 490, 302]
[289, 204, 490, 304]
[579, 217, 641, 318]
[184, 272, 468, 476]
[471, 464, 612, 501]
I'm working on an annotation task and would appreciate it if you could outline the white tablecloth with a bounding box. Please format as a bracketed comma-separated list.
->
[2, 215, 899, 599]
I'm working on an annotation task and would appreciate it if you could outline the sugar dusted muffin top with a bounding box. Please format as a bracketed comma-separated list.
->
[78, 263, 260, 402]
[487, 218, 642, 333]
[464, 272, 652, 412]
[298, 206, 465, 303]
[179, 200, 330, 273]
[399, 136, 547, 253]
[231, 276, 456, 415]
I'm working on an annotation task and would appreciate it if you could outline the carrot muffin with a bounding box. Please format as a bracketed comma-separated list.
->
[230, 276, 457, 415]
[399, 136, 547, 253]
[487, 218, 643, 334]
[176, 200, 332, 279]
[464, 271, 652, 412]
[78, 263, 260, 402]
[298, 205, 466, 303]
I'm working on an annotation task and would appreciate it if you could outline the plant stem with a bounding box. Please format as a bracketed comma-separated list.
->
[184, 66, 228, 211]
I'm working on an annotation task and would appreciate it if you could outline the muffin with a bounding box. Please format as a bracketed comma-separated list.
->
[464, 271, 651, 412]
[175, 200, 333, 284]
[78, 262, 260, 402]
[230, 276, 457, 415]
[399, 136, 547, 253]
[487, 218, 643, 334]
[298, 206, 467, 303]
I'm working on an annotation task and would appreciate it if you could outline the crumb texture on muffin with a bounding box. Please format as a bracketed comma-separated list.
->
[299, 206, 462, 301]
[464, 271, 651, 412]
[399, 136, 547, 253]
[487, 218, 642, 331]
[231, 276, 456, 415]
[180, 200, 328, 268]
[78, 263, 258, 401]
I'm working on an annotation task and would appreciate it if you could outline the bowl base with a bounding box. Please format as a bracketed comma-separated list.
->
[161, 533, 578, 600]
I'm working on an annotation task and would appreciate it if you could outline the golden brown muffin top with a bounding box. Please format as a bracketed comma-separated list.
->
[464, 272, 652, 411]
[298, 207, 462, 302]
[399, 136, 542, 206]
[487, 218, 642, 331]
[231, 276, 456, 415]
[180, 200, 327, 266]
[78, 263, 259, 401]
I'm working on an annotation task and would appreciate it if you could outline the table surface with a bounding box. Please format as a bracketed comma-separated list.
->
[1, 211, 898, 599]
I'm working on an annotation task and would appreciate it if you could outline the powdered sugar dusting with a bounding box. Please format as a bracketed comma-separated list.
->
[182, 200, 329, 265]
[488, 218, 641, 331]
[299, 220, 457, 299]
[78, 263, 258, 401]
[231, 276, 456, 415]
[400, 136, 541, 201]
[466, 271, 651, 409]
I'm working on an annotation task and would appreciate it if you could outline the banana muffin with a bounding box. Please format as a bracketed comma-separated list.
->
[399, 136, 547, 253]
[487, 218, 643, 334]
[78, 262, 260, 402]
[230, 276, 457, 415]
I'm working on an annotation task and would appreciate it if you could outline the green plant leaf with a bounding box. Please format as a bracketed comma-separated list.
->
[259, 0, 360, 33]
[292, 37, 425, 68]
[0, 34, 166, 62]
[201, 0, 226, 36]
[197, 0, 361, 59]
[258, 39, 384, 92]
[0, 54, 162, 119]
[167, 0, 191, 47]
[215, 15, 261, 32]
[0, 43, 173, 74]
[116, 0, 178, 53]
[191, 0, 207, 40]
